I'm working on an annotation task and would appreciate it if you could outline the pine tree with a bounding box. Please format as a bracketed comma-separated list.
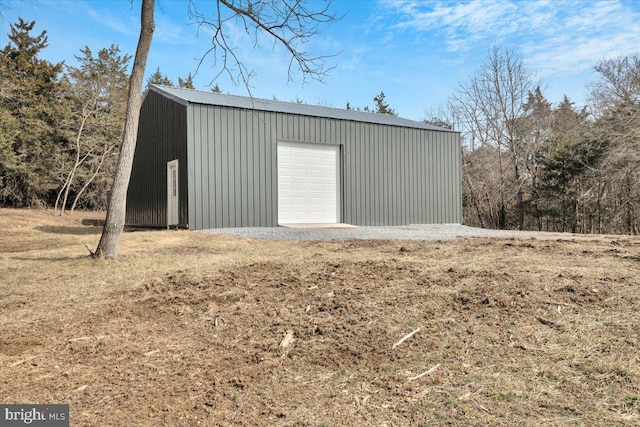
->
[178, 72, 195, 89]
[0, 109, 19, 190]
[0, 19, 65, 206]
[146, 66, 173, 89]
[519, 86, 553, 230]
[537, 97, 602, 232]
[373, 91, 397, 116]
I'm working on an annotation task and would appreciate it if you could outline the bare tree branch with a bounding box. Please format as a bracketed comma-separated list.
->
[187, 0, 342, 91]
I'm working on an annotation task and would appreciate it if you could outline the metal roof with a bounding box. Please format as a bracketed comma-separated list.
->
[150, 85, 455, 132]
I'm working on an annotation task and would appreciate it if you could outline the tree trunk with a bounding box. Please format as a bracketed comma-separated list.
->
[93, 0, 155, 259]
[462, 170, 485, 228]
[60, 99, 96, 215]
[497, 149, 507, 229]
[626, 168, 633, 235]
[55, 168, 74, 213]
[71, 144, 114, 214]
[515, 160, 524, 230]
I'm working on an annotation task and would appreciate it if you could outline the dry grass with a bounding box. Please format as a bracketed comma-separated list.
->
[1, 208, 639, 426]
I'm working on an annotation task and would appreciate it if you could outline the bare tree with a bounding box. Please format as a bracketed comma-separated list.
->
[423, 104, 459, 131]
[56, 45, 130, 216]
[94, 0, 340, 259]
[589, 55, 640, 234]
[188, 0, 338, 90]
[450, 47, 534, 229]
[591, 55, 640, 109]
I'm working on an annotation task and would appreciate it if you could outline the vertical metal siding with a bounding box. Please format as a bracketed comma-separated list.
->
[429, 133, 437, 223]
[436, 133, 442, 223]
[206, 108, 216, 228]
[249, 111, 258, 225]
[388, 126, 396, 225]
[348, 122, 356, 224]
[130, 90, 461, 229]
[268, 112, 277, 226]
[126, 91, 188, 228]
[240, 110, 249, 226]
[194, 107, 203, 229]
[187, 106, 196, 228]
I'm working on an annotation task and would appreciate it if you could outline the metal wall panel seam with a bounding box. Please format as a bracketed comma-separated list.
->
[268, 112, 278, 226]
[375, 125, 381, 225]
[206, 107, 215, 229]
[240, 110, 248, 226]
[200, 106, 209, 229]
[213, 107, 222, 227]
[233, 109, 242, 227]
[259, 111, 268, 226]
[410, 129, 417, 224]
[220, 108, 229, 227]
[418, 131, 425, 223]
[250, 111, 258, 226]
[186, 104, 196, 229]
[447, 134, 453, 223]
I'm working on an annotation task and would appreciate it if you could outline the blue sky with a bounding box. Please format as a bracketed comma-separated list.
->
[1, 0, 640, 121]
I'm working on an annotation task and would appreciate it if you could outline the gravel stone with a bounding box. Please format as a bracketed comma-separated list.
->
[202, 224, 567, 241]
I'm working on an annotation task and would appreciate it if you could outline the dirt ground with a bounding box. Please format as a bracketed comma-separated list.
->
[1, 208, 639, 426]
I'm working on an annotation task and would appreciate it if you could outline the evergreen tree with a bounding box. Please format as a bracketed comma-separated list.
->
[0, 19, 65, 206]
[178, 72, 195, 89]
[0, 109, 19, 189]
[373, 91, 396, 115]
[146, 66, 173, 89]
[211, 84, 221, 93]
[519, 86, 553, 230]
[536, 97, 603, 232]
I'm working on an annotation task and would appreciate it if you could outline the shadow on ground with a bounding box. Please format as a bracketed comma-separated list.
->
[35, 225, 102, 236]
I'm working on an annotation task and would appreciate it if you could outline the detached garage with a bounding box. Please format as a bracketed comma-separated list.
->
[126, 85, 461, 229]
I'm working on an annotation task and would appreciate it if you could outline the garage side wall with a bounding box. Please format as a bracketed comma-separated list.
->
[342, 123, 462, 226]
[126, 91, 188, 227]
[187, 106, 277, 229]
[187, 104, 461, 229]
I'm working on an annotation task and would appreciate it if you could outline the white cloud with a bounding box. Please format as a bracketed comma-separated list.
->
[381, 0, 640, 77]
[386, 0, 519, 52]
[85, 3, 140, 38]
[154, 14, 195, 45]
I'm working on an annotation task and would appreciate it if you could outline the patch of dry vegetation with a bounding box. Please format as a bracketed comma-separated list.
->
[1, 208, 639, 426]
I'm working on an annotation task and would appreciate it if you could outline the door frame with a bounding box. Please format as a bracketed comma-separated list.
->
[167, 159, 179, 228]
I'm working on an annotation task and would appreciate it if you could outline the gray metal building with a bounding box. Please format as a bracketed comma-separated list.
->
[126, 85, 461, 229]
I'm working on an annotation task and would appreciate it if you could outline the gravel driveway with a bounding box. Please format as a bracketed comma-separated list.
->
[202, 224, 566, 241]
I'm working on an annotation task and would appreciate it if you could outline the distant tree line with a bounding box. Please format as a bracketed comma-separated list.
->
[0, 19, 129, 212]
[346, 91, 397, 115]
[427, 47, 640, 235]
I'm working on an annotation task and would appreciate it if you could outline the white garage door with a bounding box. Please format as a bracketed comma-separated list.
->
[278, 141, 339, 224]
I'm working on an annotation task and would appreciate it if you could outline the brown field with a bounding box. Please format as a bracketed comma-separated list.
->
[1, 208, 639, 426]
